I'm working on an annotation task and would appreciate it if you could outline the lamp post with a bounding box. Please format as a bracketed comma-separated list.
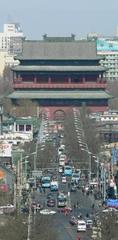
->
[81, 148, 96, 187]
[0, 103, 3, 135]
[12, 149, 37, 213]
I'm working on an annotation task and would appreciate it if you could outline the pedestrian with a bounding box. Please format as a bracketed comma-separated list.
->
[86, 212, 89, 218]
[82, 187, 85, 195]
[43, 187, 45, 194]
[76, 201, 79, 208]
[74, 203, 76, 209]
[92, 203, 95, 209]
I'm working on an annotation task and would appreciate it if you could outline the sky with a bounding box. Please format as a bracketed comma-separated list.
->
[0, 0, 118, 39]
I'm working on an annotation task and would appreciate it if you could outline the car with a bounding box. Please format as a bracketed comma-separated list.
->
[47, 199, 55, 207]
[102, 208, 118, 213]
[59, 166, 63, 173]
[71, 173, 80, 184]
[86, 219, 93, 229]
[57, 193, 67, 207]
[69, 216, 78, 225]
[70, 185, 77, 192]
[77, 220, 87, 232]
[62, 176, 67, 183]
[50, 181, 58, 191]
[40, 209, 56, 215]
[47, 193, 54, 200]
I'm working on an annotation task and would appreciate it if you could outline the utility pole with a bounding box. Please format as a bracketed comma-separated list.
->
[88, 152, 92, 187]
[27, 191, 32, 240]
[0, 104, 3, 135]
[103, 167, 106, 201]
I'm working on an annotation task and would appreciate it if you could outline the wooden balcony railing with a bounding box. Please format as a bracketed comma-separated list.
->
[13, 82, 107, 89]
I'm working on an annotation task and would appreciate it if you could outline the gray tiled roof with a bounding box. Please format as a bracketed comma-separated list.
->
[8, 90, 111, 100]
[12, 65, 106, 72]
[17, 40, 101, 60]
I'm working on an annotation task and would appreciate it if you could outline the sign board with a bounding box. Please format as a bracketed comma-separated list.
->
[106, 199, 118, 208]
[32, 170, 43, 178]
[0, 143, 12, 157]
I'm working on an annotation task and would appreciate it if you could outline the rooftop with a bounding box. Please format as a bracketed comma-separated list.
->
[8, 90, 111, 100]
[17, 39, 102, 60]
[12, 65, 106, 72]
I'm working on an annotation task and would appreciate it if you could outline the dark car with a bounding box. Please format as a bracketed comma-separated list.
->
[47, 199, 56, 207]
[70, 185, 77, 192]
[47, 193, 54, 200]
[69, 216, 78, 225]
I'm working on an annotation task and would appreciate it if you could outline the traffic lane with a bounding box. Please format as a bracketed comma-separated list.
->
[53, 211, 92, 240]
[70, 189, 94, 216]
[57, 179, 93, 240]
[33, 189, 92, 240]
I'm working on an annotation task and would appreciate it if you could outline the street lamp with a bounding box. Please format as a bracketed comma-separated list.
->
[81, 148, 96, 186]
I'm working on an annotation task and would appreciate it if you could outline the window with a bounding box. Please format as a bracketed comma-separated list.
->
[19, 125, 24, 131]
[26, 125, 31, 131]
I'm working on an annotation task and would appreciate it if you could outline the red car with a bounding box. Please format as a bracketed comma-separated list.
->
[47, 199, 55, 207]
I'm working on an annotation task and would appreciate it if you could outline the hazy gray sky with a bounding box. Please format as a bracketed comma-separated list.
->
[0, 0, 118, 39]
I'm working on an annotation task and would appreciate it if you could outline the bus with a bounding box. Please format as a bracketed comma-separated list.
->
[64, 165, 73, 176]
[41, 176, 51, 188]
[57, 193, 67, 207]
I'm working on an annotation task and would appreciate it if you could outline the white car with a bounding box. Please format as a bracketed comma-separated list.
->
[40, 209, 56, 215]
[62, 176, 67, 183]
[77, 220, 87, 232]
[102, 208, 118, 213]
[59, 166, 63, 173]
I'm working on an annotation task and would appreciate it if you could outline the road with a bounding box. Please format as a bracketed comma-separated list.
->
[32, 114, 97, 240]
[33, 176, 96, 240]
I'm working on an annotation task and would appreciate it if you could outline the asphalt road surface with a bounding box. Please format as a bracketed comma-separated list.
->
[33, 177, 96, 240]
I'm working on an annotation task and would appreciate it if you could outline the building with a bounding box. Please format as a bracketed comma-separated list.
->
[8, 36, 111, 119]
[90, 110, 118, 143]
[0, 23, 24, 54]
[0, 23, 24, 76]
[97, 38, 118, 81]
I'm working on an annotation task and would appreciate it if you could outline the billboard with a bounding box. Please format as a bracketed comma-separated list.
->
[106, 199, 118, 208]
[0, 143, 12, 157]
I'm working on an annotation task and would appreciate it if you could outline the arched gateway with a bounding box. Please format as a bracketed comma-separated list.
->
[54, 110, 65, 121]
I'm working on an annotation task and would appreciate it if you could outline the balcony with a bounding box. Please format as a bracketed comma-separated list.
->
[13, 82, 107, 90]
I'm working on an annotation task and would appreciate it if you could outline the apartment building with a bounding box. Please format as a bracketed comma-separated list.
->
[0, 23, 24, 75]
[97, 38, 118, 81]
